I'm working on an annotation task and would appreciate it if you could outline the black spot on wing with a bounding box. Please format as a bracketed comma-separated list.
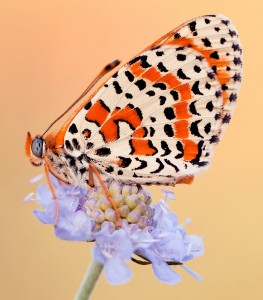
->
[229, 93, 237, 102]
[194, 65, 201, 73]
[170, 90, 179, 101]
[156, 51, 164, 56]
[129, 55, 151, 68]
[189, 21, 196, 32]
[189, 101, 200, 116]
[68, 123, 78, 134]
[190, 120, 204, 138]
[125, 93, 133, 99]
[113, 81, 123, 94]
[72, 138, 80, 151]
[153, 83, 166, 90]
[210, 51, 219, 59]
[125, 71, 134, 82]
[86, 142, 94, 149]
[164, 159, 179, 172]
[157, 62, 168, 72]
[206, 101, 214, 111]
[164, 107, 175, 120]
[234, 57, 242, 65]
[223, 114, 231, 124]
[177, 54, 186, 61]
[174, 33, 181, 39]
[146, 90, 155, 97]
[119, 156, 132, 168]
[161, 141, 171, 157]
[95, 147, 111, 156]
[202, 38, 212, 47]
[135, 79, 147, 91]
[84, 101, 92, 110]
[204, 123, 211, 134]
[65, 140, 73, 152]
[134, 157, 147, 170]
[220, 38, 226, 45]
[164, 124, 174, 137]
[150, 158, 164, 174]
[149, 127, 155, 137]
[159, 96, 166, 105]
[105, 166, 114, 173]
[210, 135, 219, 144]
[177, 68, 190, 80]
[192, 81, 204, 95]
[79, 167, 87, 175]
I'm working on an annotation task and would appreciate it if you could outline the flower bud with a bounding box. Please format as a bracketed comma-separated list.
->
[125, 194, 139, 209]
[105, 208, 117, 222]
[127, 210, 141, 223]
[109, 181, 122, 197]
[134, 202, 147, 215]
[113, 194, 125, 208]
[98, 195, 112, 211]
[122, 185, 132, 197]
[84, 198, 99, 210]
[91, 209, 105, 223]
[118, 205, 130, 218]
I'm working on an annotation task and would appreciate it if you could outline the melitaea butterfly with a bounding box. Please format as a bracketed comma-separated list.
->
[25, 15, 242, 222]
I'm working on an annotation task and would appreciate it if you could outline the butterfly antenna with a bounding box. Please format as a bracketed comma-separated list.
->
[41, 59, 121, 137]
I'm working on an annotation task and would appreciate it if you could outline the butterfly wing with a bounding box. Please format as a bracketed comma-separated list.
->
[63, 14, 242, 185]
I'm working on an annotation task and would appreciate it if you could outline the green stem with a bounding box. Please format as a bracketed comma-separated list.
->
[74, 260, 104, 300]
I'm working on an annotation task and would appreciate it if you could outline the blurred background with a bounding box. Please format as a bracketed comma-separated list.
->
[1, 0, 262, 299]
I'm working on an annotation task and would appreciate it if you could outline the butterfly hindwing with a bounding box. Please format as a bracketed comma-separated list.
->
[63, 14, 242, 185]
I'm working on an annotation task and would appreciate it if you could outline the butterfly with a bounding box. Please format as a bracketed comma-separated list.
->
[25, 14, 242, 206]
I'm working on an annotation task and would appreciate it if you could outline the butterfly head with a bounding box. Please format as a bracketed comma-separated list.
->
[25, 132, 46, 166]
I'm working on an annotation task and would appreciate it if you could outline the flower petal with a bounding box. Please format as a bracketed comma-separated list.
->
[139, 249, 181, 285]
[181, 265, 203, 282]
[29, 174, 44, 183]
[104, 257, 132, 285]
[23, 192, 34, 203]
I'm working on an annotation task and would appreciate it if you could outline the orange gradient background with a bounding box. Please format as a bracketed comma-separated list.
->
[1, 1, 262, 299]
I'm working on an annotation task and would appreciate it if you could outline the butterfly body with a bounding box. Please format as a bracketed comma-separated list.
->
[26, 15, 242, 188]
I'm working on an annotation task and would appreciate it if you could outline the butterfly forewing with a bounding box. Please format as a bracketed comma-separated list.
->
[63, 14, 242, 186]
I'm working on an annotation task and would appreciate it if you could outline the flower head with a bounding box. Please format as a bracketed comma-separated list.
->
[27, 175, 204, 285]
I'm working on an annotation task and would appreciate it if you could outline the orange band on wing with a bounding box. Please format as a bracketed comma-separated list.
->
[132, 127, 147, 138]
[85, 100, 110, 127]
[167, 37, 231, 100]
[130, 61, 145, 77]
[129, 63, 192, 102]
[182, 140, 198, 161]
[174, 120, 189, 139]
[142, 67, 162, 82]
[100, 105, 142, 142]
[158, 73, 181, 88]
[174, 101, 192, 119]
[131, 139, 157, 156]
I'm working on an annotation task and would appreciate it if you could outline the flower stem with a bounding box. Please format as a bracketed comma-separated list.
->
[74, 260, 104, 300]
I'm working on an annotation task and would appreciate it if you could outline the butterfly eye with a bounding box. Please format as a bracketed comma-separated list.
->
[31, 138, 45, 158]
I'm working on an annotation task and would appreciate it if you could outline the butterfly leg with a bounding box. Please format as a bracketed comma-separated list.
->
[44, 163, 59, 226]
[88, 167, 95, 187]
[89, 163, 121, 227]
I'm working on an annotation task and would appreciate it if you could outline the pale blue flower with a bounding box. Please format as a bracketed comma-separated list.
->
[26, 175, 204, 285]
